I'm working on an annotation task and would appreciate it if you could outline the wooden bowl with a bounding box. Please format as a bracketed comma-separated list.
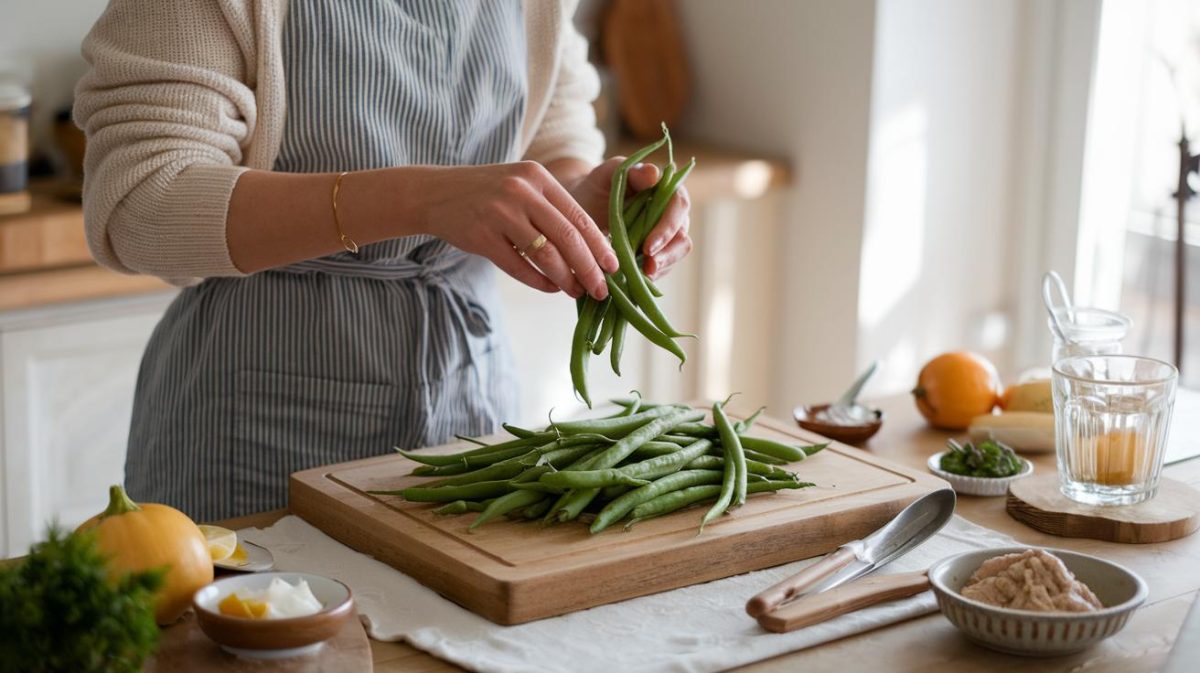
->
[193, 572, 354, 659]
[793, 403, 883, 445]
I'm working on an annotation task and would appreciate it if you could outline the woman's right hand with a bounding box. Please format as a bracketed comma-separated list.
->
[417, 161, 619, 300]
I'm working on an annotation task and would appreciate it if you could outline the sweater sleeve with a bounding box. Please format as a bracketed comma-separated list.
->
[74, 0, 256, 283]
[523, 8, 606, 167]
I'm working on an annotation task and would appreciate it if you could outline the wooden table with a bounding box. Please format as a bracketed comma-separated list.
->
[222, 394, 1200, 672]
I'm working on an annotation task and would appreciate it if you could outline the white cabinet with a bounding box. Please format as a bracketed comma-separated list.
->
[0, 293, 174, 557]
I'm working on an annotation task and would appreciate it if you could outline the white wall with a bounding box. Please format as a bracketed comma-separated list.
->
[0, 0, 109, 167]
[857, 0, 1022, 392]
[677, 0, 878, 412]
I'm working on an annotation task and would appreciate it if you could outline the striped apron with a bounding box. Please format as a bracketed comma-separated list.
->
[124, 0, 526, 522]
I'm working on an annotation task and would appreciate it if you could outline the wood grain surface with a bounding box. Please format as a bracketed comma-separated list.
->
[147, 610, 372, 673]
[289, 411, 946, 625]
[602, 0, 689, 140]
[1006, 473, 1200, 544]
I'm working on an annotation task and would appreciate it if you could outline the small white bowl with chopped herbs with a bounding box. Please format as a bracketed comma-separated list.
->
[927, 439, 1033, 496]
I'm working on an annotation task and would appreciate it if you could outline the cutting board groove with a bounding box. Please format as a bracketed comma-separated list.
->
[290, 412, 946, 624]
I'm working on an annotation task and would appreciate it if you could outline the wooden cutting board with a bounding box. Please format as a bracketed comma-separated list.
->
[290, 413, 947, 625]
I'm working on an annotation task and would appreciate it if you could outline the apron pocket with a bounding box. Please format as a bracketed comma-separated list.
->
[233, 370, 399, 482]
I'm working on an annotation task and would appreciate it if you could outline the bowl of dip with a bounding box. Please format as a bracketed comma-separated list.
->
[928, 547, 1147, 657]
[193, 572, 354, 659]
[793, 403, 884, 445]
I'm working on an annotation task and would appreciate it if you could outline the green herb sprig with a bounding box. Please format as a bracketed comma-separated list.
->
[939, 438, 1023, 478]
[0, 525, 164, 673]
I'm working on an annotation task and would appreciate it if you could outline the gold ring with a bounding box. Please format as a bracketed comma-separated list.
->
[519, 233, 548, 258]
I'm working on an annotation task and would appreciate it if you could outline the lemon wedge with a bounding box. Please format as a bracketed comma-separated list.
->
[219, 593, 269, 619]
[198, 524, 238, 562]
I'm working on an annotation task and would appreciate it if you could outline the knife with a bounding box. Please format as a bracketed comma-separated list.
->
[746, 488, 956, 620]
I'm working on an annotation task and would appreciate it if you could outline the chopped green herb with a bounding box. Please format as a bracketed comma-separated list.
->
[939, 439, 1023, 478]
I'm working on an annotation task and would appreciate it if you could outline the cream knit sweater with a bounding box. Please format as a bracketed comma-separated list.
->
[74, 0, 604, 285]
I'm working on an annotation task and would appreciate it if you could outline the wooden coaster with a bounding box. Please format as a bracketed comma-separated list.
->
[1007, 473, 1200, 544]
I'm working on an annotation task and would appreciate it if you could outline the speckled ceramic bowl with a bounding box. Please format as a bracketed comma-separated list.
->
[928, 547, 1147, 657]
[926, 451, 1033, 497]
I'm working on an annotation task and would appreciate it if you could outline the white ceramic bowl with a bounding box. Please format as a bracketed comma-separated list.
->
[193, 572, 354, 660]
[928, 547, 1147, 657]
[927, 451, 1033, 496]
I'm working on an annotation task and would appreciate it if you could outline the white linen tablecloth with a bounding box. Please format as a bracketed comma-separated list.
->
[241, 514, 1014, 673]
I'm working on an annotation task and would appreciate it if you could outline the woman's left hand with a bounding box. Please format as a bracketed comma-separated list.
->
[560, 157, 692, 280]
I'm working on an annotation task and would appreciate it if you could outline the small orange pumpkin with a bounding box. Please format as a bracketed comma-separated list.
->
[78, 485, 213, 624]
[912, 351, 1001, 430]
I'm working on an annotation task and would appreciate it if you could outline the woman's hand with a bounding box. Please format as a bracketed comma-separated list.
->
[418, 162, 619, 299]
[560, 157, 693, 280]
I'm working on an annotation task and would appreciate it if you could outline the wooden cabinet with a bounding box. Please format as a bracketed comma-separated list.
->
[0, 293, 174, 556]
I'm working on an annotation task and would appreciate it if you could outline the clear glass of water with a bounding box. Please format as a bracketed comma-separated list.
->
[1053, 355, 1177, 506]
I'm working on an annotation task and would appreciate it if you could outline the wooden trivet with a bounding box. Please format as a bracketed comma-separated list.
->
[1007, 473, 1200, 544]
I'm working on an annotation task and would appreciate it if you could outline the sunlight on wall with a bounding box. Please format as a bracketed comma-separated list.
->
[858, 103, 928, 330]
[700, 201, 739, 401]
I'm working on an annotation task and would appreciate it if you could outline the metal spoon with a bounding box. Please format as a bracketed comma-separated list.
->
[214, 540, 275, 573]
[821, 361, 879, 426]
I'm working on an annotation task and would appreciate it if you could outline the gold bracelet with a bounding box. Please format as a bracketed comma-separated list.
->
[331, 171, 360, 254]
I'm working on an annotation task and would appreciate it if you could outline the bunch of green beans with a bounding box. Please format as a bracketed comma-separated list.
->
[571, 125, 697, 407]
[370, 398, 826, 534]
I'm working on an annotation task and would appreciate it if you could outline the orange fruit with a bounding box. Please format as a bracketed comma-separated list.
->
[912, 352, 1001, 430]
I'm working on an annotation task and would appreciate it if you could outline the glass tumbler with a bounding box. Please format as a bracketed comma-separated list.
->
[1053, 355, 1177, 506]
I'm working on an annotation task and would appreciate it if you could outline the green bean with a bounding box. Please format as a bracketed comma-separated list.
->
[433, 500, 490, 515]
[554, 488, 600, 522]
[601, 484, 630, 501]
[700, 445, 737, 531]
[742, 449, 788, 466]
[623, 187, 653, 224]
[713, 401, 747, 507]
[634, 157, 696, 251]
[610, 397, 664, 409]
[424, 454, 536, 487]
[739, 436, 829, 463]
[372, 480, 516, 502]
[586, 298, 610, 347]
[671, 422, 718, 438]
[503, 423, 541, 439]
[685, 454, 797, 481]
[629, 479, 812, 528]
[605, 277, 688, 365]
[733, 406, 767, 434]
[627, 440, 685, 459]
[658, 433, 698, 445]
[395, 434, 549, 467]
[584, 407, 701, 470]
[540, 469, 649, 490]
[411, 463, 467, 477]
[609, 313, 628, 375]
[571, 298, 602, 407]
[522, 498, 554, 519]
[618, 392, 641, 417]
[618, 439, 712, 480]
[469, 490, 547, 531]
[512, 482, 563, 494]
[591, 304, 617, 355]
[551, 405, 693, 436]
[608, 129, 689, 340]
[590, 469, 723, 533]
[537, 443, 605, 469]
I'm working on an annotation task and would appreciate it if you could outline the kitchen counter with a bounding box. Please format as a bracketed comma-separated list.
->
[0, 140, 788, 313]
[221, 394, 1200, 672]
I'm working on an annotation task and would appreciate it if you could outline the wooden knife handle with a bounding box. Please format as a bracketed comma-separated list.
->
[756, 571, 931, 633]
[745, 546, 858, 618]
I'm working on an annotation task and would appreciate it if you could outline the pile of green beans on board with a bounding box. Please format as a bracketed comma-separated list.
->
[370, 397, 826, 534]
[572, 125, 696, 408]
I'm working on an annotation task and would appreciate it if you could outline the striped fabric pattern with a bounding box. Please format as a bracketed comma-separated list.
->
[124, 0, 526, 521]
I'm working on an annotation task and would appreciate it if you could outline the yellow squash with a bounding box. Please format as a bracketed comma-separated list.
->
[78, 485, 214, 624]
